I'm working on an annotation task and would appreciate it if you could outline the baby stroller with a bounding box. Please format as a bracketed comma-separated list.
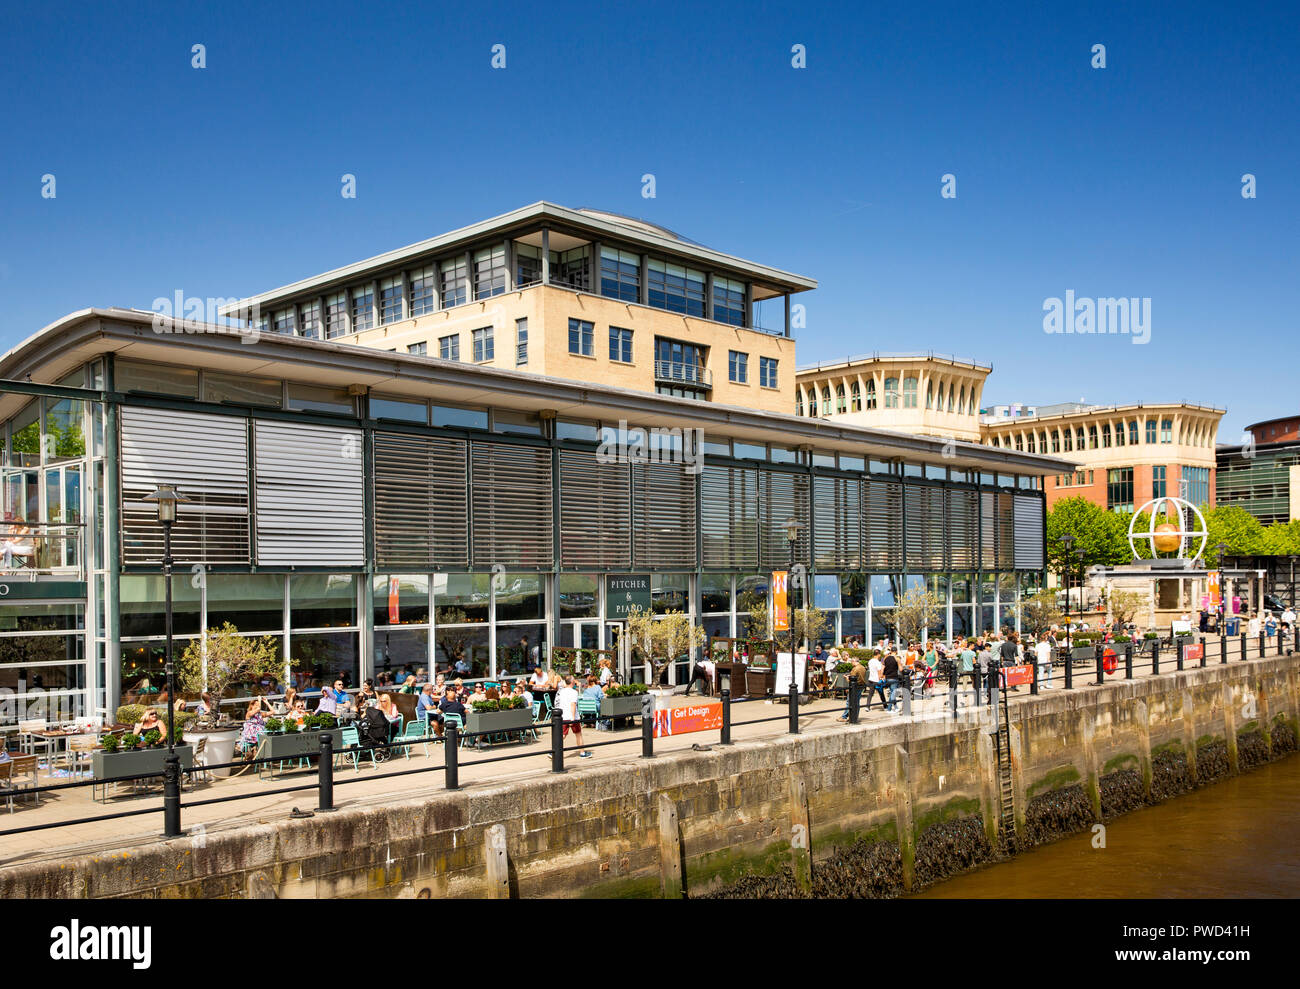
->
[358, 707, 391, 762]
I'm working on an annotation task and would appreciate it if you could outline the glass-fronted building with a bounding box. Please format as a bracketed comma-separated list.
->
[0, 309, 1072, 731]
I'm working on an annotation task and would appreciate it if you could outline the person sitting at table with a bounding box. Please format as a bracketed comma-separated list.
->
[357, 680, 379, 707]
[376, 693, 401, 726]
[133, 708, 164, 738]
[515, 680, 534, 709]
[416, 684, 444, 736]
[193, 691, 215, 718]
[288, 699, 309, 725]
[271, 687, 297, 716]
[453, 678, 470, 702]
[438, 686, 467, 725]
[316, 680, 342, 715]
[530, 666, 550, 690]
[598, 657, 614, 686]
[398, 674, 418, 695]
[240, 699, 268, 753]
[468, 682, 488, 705]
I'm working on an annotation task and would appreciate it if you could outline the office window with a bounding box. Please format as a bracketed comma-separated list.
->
[407, 342, 427, 357]
[866, 379, 877, 409]
[472, 326, 494, 362]
[1183, 466, 1210, 506]
[836, 383, 846, 413]
[647, 259, 706, 316]
[1115, 423, 1124, 447]
[850, 381, 862, 412]
[299, 301, 321, 340]
[884, 377, 899, 408]
[273, 308, 296, 335]
[379, 276, 404, 324]
[552, 246, 591, 291]
[515, 318, 528, 365]
[1161, 418, 1173, 443]
[1129, 420, 1139, 445]
[568, 318, 593, 357]
[409, 265, 436, 317]
[1088, 425, 1098, 449]
[728, 350, 747, 383]
[713, 277, 746, 326]
[1027, 433, 1035, 453]
[325, 292, 348, 339]
[821, 387, 831, 415]
[515, 244, 542, 286]
[1101, 424, 1111, 448]
[440, 256, 468, 308]
[350, 286, 374, 332]
[610, 327, 634, 364]
[1107, 467, 1134, 513]
[759, 357, 778, 389]
[1153, 465, 1166, 499]
[1051, 430, 1060, 453]
[474, 245, 506, 299]
[926, 381, 934, 409]
[1075, 427, 1086, 450]
[599, 247, 640, 302]
[1146, 419, 1157, 444]
[796, 393, 804, 416]
[958, 386, 967, 414]
[1063, 429, 1073, 452]
[903, 376, 918, 408]
[439, 334, 460, 361]
[1015, 434, 1023, 451]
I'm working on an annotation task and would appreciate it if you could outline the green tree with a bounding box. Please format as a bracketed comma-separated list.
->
[1019, 590, 1065, 638]
[1201, 505, 1269, 564]
[893, 587, 944, 644]
[1046, 497, 1131, 575]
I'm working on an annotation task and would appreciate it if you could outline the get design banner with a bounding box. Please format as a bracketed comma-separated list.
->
[653, 701, 723, 738]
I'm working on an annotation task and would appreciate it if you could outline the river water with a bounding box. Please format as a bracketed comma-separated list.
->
[914, 754, 1300, 898]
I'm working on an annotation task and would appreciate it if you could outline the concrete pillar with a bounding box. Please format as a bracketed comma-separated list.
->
[893, 743, 915, 892]
[788, 767, 812, 895]
[657, 793, 683, 899]
[483, 823, 510, 898]
[1134, 699, 1153, 801]
[1181, 689, 1199, 783]
[1223, 680, 1239, 775]
[1081, 717, 1102, 822]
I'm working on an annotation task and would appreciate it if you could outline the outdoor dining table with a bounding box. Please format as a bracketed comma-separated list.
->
[26, 728, 79, 770]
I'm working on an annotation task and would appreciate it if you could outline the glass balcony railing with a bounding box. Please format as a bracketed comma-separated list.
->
[0, 522, 85, 578]
[653, 360, 712, 389]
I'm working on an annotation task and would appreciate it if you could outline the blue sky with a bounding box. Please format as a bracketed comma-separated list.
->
[1, 0, 1295, 438]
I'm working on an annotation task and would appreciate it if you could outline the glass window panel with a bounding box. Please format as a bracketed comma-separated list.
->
[870, 574, 898, 607]
[372, 574, 430, 626]
[292, 630, 359, 690]
[207, 573, 285, 633]
[491, 409, 543, 436]
[373, 626, 428, 682]
[559, 574, 598, 620]
[495, 573, 544, 622]
[814, 573, 840, 610]
[120, 575, 201, 638]
[116, 361, 199, 398]
[203, 373, 282, 407]
[432, 405, 488, 430]
[840, 573, 867, 609]
[290, 573, 356, 629]
[433, 572, 491, 625]
[651, 573, 689, 614]
[435, 624, 489, 680]
[287, 384, 354, 415]
[496, 623, 545, 676]
[701, 573, 732, 613]
[370, 395, 427, 423]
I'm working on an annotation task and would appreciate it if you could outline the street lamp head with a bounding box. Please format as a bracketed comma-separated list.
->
[144, 484, 191, 524]
[783, 516, 804, 544]
[1074, 549, 1085, 562]
[1060, 532, 1075, 552]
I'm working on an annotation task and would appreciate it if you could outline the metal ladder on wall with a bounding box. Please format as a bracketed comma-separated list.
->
[991, 672, 1016, 852]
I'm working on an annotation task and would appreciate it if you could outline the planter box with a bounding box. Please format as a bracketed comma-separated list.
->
[255, 728, 344, 763]
[463, 707, 535, 737]
[92, 744, 193, 783]
[600, 694, 647, 719]
[1071, 646, 1098, 662]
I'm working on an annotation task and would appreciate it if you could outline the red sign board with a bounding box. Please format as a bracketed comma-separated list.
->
[388, 576, 400, 624]
[1184, 643, 1203, 663]
[653, 700, 723, 738]
[1000, 664, 1035, 687]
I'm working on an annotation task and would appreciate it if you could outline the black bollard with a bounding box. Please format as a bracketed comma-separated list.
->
[1152, 641, 1160, 676]
[550, 706, 565, 773]
[1200, 635, 1207, 668]
[445, 724, 459, 789]
[317, 732, 335, 811]
[1064, 651, 1073, 690]
[1259, 632, 1267, 661]
[1240, 632, 1247, 662]
[1125, 642, 1134, 679]
[788, 681, 800, 734]
[163, 753, 182, 838]
[1030, 653, 1039, 696]
[1221, 632, 1228, 665]
[1177, 640, 1185, 672]
[1095, 644, 1105, 685]
[848, 680, 862, 724]
[720, 689, 732, 744]
[641, 698, 655, 758]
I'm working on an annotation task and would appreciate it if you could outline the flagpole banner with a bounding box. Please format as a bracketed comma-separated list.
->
[773, 571, 790, 634]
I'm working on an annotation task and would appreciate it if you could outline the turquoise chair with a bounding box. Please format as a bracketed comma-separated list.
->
[399, 719, 429, 759]
[577, 696, 601, 728]
[338, 725, 361, 771]
[442, 712, 465, 748]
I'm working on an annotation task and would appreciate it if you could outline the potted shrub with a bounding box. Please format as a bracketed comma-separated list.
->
[91, 732, 193, 794]
[121, 733, 140, 751]
[625, 606, 706, 706]
[1071, 636, 1097, 663]
[141, 728, 162, 748]
[177, 622, 282, 778]
[99, 733, 119, 753]
[464, 693, 533, 739]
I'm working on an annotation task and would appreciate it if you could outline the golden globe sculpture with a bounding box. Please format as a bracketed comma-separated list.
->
[1128, 497, 1208, 562]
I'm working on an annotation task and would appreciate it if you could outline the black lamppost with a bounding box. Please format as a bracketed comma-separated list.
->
[1060, 532, 1075, 656]
[1215, 541, 1229, 632]
[145, 483, 190, 838]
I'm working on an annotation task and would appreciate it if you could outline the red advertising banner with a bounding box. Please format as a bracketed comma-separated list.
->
[653, 700, 723, 738]
[1184, 643, 1203, 663]
[999, 664, 1035, 687]
[388, 576, 400, 624]
[772, 571, 789, 633]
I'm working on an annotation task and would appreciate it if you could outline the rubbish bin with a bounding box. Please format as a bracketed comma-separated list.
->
[1226, 617, 1240, 636]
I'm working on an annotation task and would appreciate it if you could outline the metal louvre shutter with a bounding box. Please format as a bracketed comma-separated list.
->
[471, 442, 553, 568]
[121, 408, 249, 565]
[633, 462, 698, 569]
[254, 421, 364, 565]
[904, 484, 946, 571]
[1013, 493, 1043, 570]
[373, 431, 468, 568]
[560, 450, 630, 569]
[946, 488, 979, 570]
[980, 492, 997, 570]
[759, 470, 810, 570]
[813, 475, 861, 570]
[863, 478, 904, 571]
[701, 465, 758, 569]
[997, 492, 1016, 570]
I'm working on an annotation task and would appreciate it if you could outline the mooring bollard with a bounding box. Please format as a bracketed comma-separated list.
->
[720, 688, 732, 744]
[1259, 632, 1267, 660]
[848, 680, 862, 724]
[550, 706, 565, 773]
[445, 724, 460, 789]
[317, 732, 335, 811]
[1200, 635, 1207, 668]
[1152, 641, 1160, 676]
[1064, 651, 1073, 690]
[163, 752, 182, 839]
[1095, 644, 1105, 685]
[788, 681, 800, 734]
[641, 693, 655, 758]
[1240, 632, 1247, 662]
[1177, 640, 1185, 672]
[1125, 642, 1134, 679]
[1030, 654, 1039, 696]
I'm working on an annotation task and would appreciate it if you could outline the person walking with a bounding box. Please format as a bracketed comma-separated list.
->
[866, 652, 888, 711]
[1035, 633, 1053, 689]
[882, 650, 902, 712]
[838, 657, 867, 722]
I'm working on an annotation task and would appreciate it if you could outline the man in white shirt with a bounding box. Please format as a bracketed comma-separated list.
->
[554, 675, 591, 758]
[1035, 634, 1053, 689]
[866, 654, 887, 710]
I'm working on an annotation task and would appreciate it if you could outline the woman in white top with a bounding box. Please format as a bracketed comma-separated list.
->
[1247, 614, 1261, 638]
[598, 658, 613, 685]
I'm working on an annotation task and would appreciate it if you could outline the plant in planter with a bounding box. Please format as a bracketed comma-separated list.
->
[625, 606, 707, 687]
[264, 718, 283, 734]
[100, 733, 119, 753]
[281, 719, 300, 734]
[176, 622, 283, 730]
[1143, 632, 1159, 640]
[141, 728, 162, 748]
[121, 733, 140, 751]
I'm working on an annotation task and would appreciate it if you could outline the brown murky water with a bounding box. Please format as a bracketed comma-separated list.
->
[915, 754, 1300, 898]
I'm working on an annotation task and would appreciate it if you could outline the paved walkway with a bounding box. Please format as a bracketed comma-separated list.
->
[0, 631, 1280, 868]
